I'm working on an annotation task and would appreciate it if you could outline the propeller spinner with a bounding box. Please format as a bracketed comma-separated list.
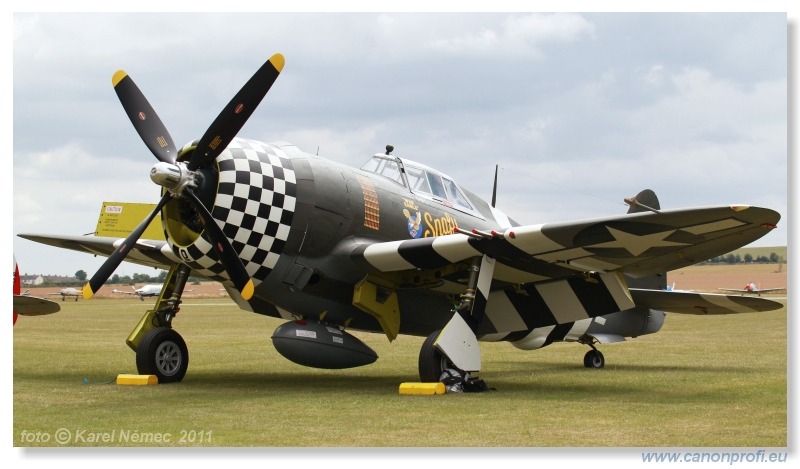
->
[83, 53, 285, 301]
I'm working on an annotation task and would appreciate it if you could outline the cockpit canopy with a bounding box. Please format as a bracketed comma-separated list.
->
[361, 153, 478, 215]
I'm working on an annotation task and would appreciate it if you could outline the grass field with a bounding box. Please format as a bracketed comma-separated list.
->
[13, 287, 787, 448]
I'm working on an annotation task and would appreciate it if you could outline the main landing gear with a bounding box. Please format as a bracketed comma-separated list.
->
[417, 256, 495, 388]
[418, 329, 451, 383]
[126, 264, 192, 383]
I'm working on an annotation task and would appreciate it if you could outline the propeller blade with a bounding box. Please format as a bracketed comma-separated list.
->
[188, 53, 285, 171]
[183, 190, 255, 300]
[112, 70, 177, 164]
[83, 193, 172, 300]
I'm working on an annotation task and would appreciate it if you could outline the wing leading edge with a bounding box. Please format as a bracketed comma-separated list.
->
[17, 233, 176, 271]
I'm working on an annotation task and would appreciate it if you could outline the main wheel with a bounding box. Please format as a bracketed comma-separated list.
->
[418, 330, 453, 382]
[583, 349, 605, 369]
[136, 327, 189, 383]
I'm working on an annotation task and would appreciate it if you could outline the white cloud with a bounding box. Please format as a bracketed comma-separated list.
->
[429, 13, 595, 57]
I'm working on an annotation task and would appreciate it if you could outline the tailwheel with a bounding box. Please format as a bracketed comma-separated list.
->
[418, 329, 453, 382]
[136, 327, 189, 383]
[583, 348, 605, 369]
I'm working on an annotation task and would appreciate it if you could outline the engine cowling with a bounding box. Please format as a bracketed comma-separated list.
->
[271, 319, 378, 369]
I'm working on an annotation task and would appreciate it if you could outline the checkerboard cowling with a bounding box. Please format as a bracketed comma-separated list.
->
[167, 139, 297, 286]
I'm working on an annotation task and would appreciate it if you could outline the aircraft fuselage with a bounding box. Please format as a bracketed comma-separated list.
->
[164, 139, 509, 338]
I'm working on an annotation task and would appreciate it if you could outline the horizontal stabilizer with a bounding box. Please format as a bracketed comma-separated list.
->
[630, 289, 783, 315]
[13, 295, 61, 316]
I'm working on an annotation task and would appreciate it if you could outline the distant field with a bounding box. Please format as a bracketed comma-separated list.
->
[668, 262, 787, 293]
[13, 264, 788, 448]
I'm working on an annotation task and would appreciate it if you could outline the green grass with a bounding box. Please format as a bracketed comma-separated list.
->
[13, 298, 787, 447]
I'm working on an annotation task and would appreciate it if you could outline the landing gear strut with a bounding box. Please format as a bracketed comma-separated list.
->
[418, 255, 494, 386]
[127, 264, 192, 383]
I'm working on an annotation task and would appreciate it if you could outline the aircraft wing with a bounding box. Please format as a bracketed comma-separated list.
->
[354, 205, 779, 284]
[629, 289, 783, 315]
[17, 233, 177, 270]
[14, 295, 61, 316]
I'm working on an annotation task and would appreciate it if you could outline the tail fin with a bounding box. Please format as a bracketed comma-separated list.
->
[625, 189, 667, 290]
[626, 189, 660, 214]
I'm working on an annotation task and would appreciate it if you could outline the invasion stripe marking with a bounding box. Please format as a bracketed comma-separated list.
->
[568, 275, 621, 317]
[601, 272, 635, 311]
[430, 234, 482, 263]
[513, 284, 560, 329]
[363, 241, 415, 271]
[485, 291, 529, 334]
[544, 322, 574, 347]
[503, 223, 564, 254]
[511, 326, 556, 350]
[397, 238, 448, 269]
[564, 318, 593, 342]
[478, 332, 510, 342]
[537, 281, 589, 323]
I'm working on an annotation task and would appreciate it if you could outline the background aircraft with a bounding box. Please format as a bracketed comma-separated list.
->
[48, 287, 83, 302]
[18, 53, 782, 385]
[113, 284, 164, 301]
[113, 284, 194, 301]
[719, 283, 785, 296]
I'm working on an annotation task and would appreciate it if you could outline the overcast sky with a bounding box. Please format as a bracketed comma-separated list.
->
[9, 10, 791, 278]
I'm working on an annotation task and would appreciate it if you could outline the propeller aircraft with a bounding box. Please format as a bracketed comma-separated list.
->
[18, 52, 783, 385]
[719, 283, 785, 296]
[48, 287, 83, 302]
[113, 284, 166, 301]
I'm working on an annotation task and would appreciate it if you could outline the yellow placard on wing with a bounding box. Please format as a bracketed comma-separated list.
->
[95, 202, 165, 240]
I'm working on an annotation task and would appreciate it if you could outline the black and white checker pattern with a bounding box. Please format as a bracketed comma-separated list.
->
[168, 138, 297, 286]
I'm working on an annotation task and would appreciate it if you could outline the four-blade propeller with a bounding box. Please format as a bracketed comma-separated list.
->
[83, 53, 285, 301]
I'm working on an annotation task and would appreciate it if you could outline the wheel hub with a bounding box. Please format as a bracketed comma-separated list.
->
[155, 341, 182, 376]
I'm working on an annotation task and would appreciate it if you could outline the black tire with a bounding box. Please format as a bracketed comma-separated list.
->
[583, 349, 605, 369]
[418, 330, 451, 382]
[136, 327, 189, 383]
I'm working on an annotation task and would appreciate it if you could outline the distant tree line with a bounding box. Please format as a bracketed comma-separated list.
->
[704, 252, 783, 264]
[39, 269, 206, 287]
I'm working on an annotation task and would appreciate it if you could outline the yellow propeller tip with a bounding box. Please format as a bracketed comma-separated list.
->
[241, 279, 255, 301]
[82, 284, 95, 300]
[269, 53, 285, 73]
[112, 70, 128, 87]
